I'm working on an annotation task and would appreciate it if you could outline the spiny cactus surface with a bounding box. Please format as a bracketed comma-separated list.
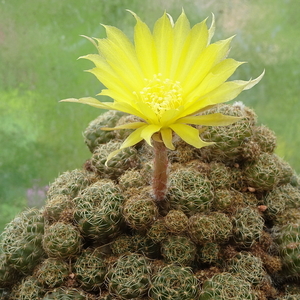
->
[1, 104, 300, 299]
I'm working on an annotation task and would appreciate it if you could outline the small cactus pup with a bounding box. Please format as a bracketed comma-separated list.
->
[0, 208, 45, 275]
[149, 264, 199, 300]
[42, 222, 82, 259]
[199, 272, 257, 300]
[106, 253, 151, 299]
[61, 9, 263, 202]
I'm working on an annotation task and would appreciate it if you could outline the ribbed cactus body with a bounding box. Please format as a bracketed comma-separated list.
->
[2, 103, 300, 299]
[107, 253, 151, 299]
[123, 193, 159, 231]
[0, 208, 45, 275]
[149, 264, 199, 300]
[46, 169, 96, 200]
[10, 276, 44, 300]
[199, 272, 256, 300]
[42, 287, 91, 299]
[35, 258, 69, 288]
[74, 179, 124, 241]
[43, 222, 82, 259]
[74, 248, 107, 291]
[161, 235, 196, 265]
[91, 141, 140, 179]
[84, 111, 125, 152]
[168, 168, 213, 215]
[274, 223, 300, 278]
[232, 207, 264, 247]
[188, 212, 232, 244]
[200, 103, 258, 162]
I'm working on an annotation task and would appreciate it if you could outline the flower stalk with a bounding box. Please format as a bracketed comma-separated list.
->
[152, 139, 169, 201]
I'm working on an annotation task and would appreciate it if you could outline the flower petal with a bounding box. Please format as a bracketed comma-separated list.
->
[174, 19, 208, 81]
[141, 124, 162, 145]
[176, 113, 241, 126]
[153, 12, 174, 77]
[60, 97, 110, 109]
[95, 27, 144, 90]
[186, 59, 244, 101]
[169, 10, 191, 78]
[101, 122, 146, 131]
[106, 125, 147, 163]
[161, 127, 175, 150]
[135, 102, 159, 124]
[160, 107, 185, 126]
[129, 10, 158, 77]
[182, 37, 234, 97]
[181, 80, 249, 117]
[169, 123, 214, 148]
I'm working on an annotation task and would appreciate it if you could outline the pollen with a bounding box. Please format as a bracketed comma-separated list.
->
[137, 74, 183, 117]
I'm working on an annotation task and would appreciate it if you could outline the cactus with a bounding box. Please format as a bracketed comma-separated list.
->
[226, 252, 266, 286]
[73, 179, 125, 241]
[84, 110, 125, 153]
[43, 222, 82, 259]
[10, 276, 44, 300]
[0, 208, 45, 275]
[1, 103, 300, 299]
[168, 167, 213, 216]
[149, 264, 199, 300]
[106, 253, 151, 299]
[123, 188, 159, 231]
[188, 212, 232, 244]
[161, 235, 197, 266]
[91, 140, 140, 179]
[74, 248, 107, 291]
[199, 272, 257, 300]
[199, 103, 258, 162]
[273, 223, 300, 279]
[42, 287, 93, 299]
[164, 210, 188, 234]
[232, 207, 264, 247]
[46, 169, 96, 200]
[35, 258, 69, 288]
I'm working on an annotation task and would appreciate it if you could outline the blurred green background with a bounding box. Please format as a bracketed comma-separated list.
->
[0, 0, 299, 231]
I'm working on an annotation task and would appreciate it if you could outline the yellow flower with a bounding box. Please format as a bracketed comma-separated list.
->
[61, 10, 264, 160]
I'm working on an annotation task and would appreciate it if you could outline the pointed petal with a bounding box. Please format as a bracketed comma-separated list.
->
[182, 80, 249, 117]
[160, 107, 184, 126]
[129, 10, 158, 77]
[153, 12, 174, 77]
[175, 19, 208, 81]
[169, 123, 214, 148]
[60, 97, 110, 109]
[121, 125, 147, 149]
[161, 127, 175, 150]
[87, 67, 133, 100]
[243, 70, 265, 90]
[95, 27, 144, 90]
[141, 124, 162, 145]
[182, 37, 234, 97]
[101, 122, 145, 131]
[135, 102, 159, 124]
[170, 10, 191, 78]
[177, 113, 241, 126]
[207, 13, 215, 44]
[185, 59, 244, 102]
[80, 35, 98, 49]
[106, 125, 147, 163]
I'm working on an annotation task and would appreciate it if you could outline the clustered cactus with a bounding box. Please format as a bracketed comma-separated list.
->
[0, 103, 300, 299]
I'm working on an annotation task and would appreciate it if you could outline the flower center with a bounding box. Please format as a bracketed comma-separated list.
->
[137, 74, 183, 117]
